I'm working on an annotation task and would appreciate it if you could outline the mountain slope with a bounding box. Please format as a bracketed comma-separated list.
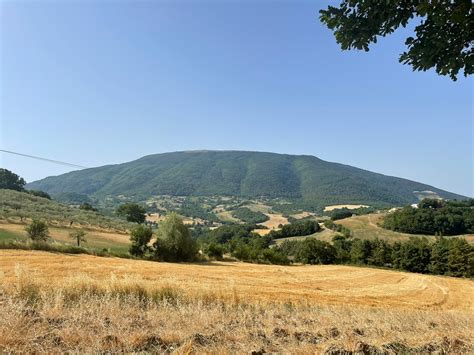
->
[27, 150, 468, 206]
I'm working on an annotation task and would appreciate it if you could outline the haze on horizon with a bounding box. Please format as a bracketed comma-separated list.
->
[1, 1, 472, 196]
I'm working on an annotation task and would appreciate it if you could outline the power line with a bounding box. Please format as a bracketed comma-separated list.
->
[0, 149, 88, 169]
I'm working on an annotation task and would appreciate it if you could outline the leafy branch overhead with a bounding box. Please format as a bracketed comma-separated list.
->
[320, 0, 473, 80]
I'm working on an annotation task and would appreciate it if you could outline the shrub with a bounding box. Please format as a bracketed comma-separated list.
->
[204, 242, 225, 260]
[25, 219, 49, 241]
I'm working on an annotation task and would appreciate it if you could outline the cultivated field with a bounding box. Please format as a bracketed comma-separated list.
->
[337, 213, 474, 243]
[0, 250, 472, 352]
[0, 223, 130, 253]
[259, 213, 288, 230]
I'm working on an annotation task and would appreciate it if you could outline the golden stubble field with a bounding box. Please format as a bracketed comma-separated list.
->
[337, 213, 474, 244]
[0, 250, 473, 353]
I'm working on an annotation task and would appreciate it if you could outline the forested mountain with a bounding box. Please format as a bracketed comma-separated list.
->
[27, 150, 467, 207]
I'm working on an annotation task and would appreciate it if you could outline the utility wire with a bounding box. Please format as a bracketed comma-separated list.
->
[0, 149, 88, 169]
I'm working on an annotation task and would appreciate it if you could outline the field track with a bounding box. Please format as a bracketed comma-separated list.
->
[1, 250, 472, 311]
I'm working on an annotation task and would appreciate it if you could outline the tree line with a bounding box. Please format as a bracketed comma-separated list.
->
[383, 199, 474, 235]
[277, 235, 473, 278]
[193, 219, 472, 278]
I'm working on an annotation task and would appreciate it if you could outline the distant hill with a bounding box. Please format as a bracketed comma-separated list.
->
[27, 150, 468, 208]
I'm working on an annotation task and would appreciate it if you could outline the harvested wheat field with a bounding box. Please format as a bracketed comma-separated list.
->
[0, 250, 473, 353]
[259, 213, 289, 230]
[337, 214, 474, 244]
[0, 223, 130, 252]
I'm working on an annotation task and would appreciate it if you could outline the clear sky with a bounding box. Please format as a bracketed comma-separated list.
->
[1, 1, 472, 196]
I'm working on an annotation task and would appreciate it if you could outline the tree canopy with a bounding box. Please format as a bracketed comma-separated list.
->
[0, 169, 26, 191]
[116, 203, 146, 224]
[153, 212, 197, 262]
[320, 1, 473, 80]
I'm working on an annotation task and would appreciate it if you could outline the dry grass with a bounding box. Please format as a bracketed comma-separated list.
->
[290, 211, 315, 220]
[259, 213, 289, 230]
[1, 250, 472, 310]
[274, 227, 338, 245]
[0, 251, 472, 353]
[0, 222, 130, 252]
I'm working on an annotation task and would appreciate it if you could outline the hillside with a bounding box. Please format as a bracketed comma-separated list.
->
[0, 189, 131, 232]
[27, 150, 467, 208]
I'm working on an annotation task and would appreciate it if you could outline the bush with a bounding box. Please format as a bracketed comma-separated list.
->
[204, 242, 225, 260]
[25, 219, 49, 241]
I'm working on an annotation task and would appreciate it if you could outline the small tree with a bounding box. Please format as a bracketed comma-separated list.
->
[25, 219, 49, 242]
[0, 168, 26, 191]
[69, 229, 87, 247]
[129, 225, 153, 257]
[116, 203, 146, 224]
[153, 212, 197, 262]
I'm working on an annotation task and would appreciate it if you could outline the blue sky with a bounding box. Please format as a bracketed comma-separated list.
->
[1, 1, 472, 196]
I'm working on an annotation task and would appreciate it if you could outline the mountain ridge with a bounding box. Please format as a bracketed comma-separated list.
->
[26, 150, 468, 207]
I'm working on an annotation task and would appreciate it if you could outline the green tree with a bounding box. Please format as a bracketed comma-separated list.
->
[116, 203, 146, 223]
[447, 238, 473, 277]
[332, 234, 352, 263]
[129, 225, 153, 257]
[153, 213, 197, 262]
[204, 242, 225, 260]
[397, 237, 431, 273]
[320, 1, 473, 80]
[330, 208, 353, 221]
[430, 237, 450, 275]
[367, 239, 392, 266]
[350, 239, 372, 264]
[295, 238, 336, 265]
[0, 169, 26, 191]
[25, 219, 49, 242]
[69, 229, 87, 247]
